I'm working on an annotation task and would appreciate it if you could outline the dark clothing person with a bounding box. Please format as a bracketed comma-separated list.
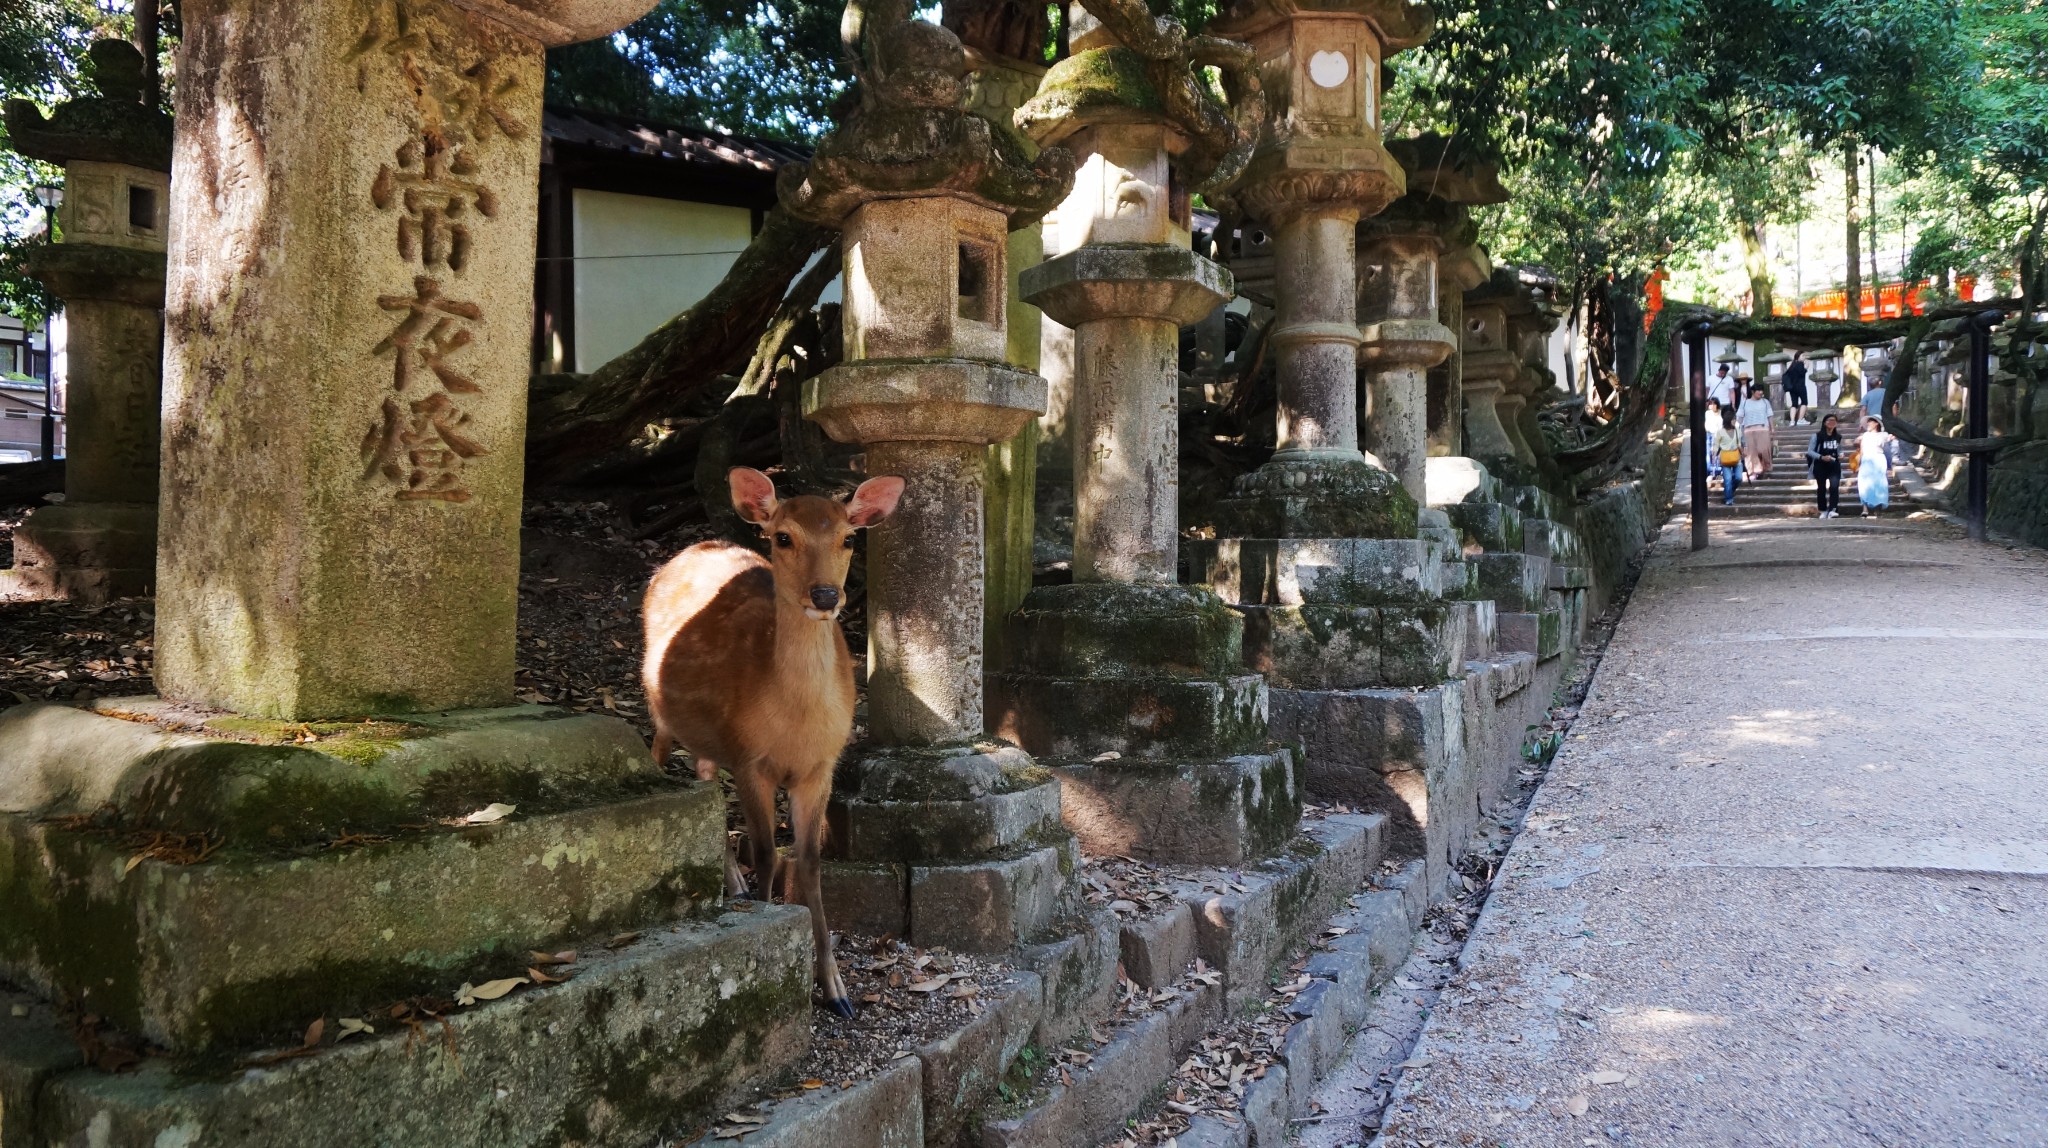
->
[1808, 425, 1843, 517]
[1782, 360, 1809, 405]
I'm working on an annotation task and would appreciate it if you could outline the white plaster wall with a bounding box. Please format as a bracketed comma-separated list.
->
[570, 190, 754, 372]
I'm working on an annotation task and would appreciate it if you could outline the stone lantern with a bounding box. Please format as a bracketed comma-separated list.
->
[786, 4, 1081, 949]
[1205, 0, 1435, 537]
[1459, 274, 1522, 473]
[988, 0, 1294, 864]
[0, 41, 170, 603]
[1364, 134, 1507, 503]
[1427, 236, 1491, 466]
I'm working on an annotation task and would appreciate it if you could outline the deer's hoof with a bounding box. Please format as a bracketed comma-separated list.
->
[824, 995, 856, 1019]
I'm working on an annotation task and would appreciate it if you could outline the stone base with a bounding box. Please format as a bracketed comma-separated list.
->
[1268, 648, 1547, 897]
[1049, 748, 1298, 865]
[1424, 456, 1500, 507]
[0, 699, 657, 849]
[0, 907, 812, 1148]
[987, 673, 1267, 760]
[1443, 500, 1523, 552]
[1519, 514, 1584, 564]
[1463, 551, 1552, 612]
[0, 699, 715, 1052]
[1497, 608, 1564, 661]
[1188, 536, 1448, 607]
[1002, 582, 1243, 679]
[1211, 457, 1418, 539]
[0, 502, 156, 603]
[823, 743, 1080, 953]
[1238, 604, 1465, 688]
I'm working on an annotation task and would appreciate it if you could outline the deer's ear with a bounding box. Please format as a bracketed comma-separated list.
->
[729, 467, 779, 524]
[845, 476, 906, 528]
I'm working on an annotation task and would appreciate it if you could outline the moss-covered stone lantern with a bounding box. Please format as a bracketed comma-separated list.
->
[786, 0, 1084, 949]
[0, 41, 171, 603]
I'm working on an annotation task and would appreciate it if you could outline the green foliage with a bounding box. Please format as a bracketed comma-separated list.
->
[543, 0, 849, 140]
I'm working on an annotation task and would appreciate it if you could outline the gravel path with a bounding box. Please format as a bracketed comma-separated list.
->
[1337, 513, 2048, 1147]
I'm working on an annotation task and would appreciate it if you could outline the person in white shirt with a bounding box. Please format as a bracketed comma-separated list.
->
[1707, 363, 1737, 409]
[1737, 382, 1775, 478]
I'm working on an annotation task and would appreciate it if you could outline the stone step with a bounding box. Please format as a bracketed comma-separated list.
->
[0, 783, 727, 1052]
[1189, 538, 1449, 608]
[1237, 604, 1467, 690]
[5, 906, 815, 1148]
[1461, 552, 1551, 613]
[1049, 749, 1299, 866]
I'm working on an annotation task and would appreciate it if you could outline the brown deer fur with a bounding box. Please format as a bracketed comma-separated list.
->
[642, 467, 903, 1015]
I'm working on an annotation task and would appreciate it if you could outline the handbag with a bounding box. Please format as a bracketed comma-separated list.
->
[1718, 446, 1741, 466]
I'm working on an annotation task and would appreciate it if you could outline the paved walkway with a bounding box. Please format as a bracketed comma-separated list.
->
[1360, 513, 2048, 1146]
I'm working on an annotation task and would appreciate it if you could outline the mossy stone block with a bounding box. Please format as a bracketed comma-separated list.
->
[30, 907, 813, 1148]
[0, 785, 724, 1052]
[1190, 537, 1447, 607]
[1003, 582, 1243, 678]
[1240, 605, 1381, 689]
[1465, 553, 1550, 612]
[988, 673, 1267, 760]
[0, 700, 656, 853]
[1444, 501, 1524, 552]
[1213, 458, 1419, 540]
[1050, 748, 1299, 865]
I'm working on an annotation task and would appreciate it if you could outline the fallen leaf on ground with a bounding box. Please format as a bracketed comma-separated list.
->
[1589, 1069, 1627, 1085]
[528, 966, 569, 985]
[1398, 1057, 1432, 1069]
[457, 977, 527, 1005]
[529, 949, 577, 966]
[335, 1017, 373, 1041]
[906, 975, 952, 993]
[1566, 1094, 1590, 1116]
[462, 803, 516, 825]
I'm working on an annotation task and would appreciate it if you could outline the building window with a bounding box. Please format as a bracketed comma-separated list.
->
[129, 185, 159, 231]
[4, 409, 30, 419]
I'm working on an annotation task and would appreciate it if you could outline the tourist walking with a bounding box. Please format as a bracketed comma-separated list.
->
[1782, 351, 1809, 425]
[1708, 363, 1738, 409]
[1738, 383, 1774, 478]
[1713, 410, 1744, 506]
[1858, 417, 1893, 514]
[1862, 371, 1888, 422]
[1807, 414, 1843, 518]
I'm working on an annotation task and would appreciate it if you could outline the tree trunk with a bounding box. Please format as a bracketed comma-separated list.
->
[524, 207, 833, 484]
[1844, 143, 1862, 321]
[132, 0, 159, 103]
[1740, 217, 1773, 319]
[1867, 147, 1881, 317]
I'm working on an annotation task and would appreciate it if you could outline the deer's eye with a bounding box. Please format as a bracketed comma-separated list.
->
[843, 534, 856, 550]
[774, 532, 794, 549]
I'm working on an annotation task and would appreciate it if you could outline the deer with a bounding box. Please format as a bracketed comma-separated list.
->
[642, 466, 904, 1017]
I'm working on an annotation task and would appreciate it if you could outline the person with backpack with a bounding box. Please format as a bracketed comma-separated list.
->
[1806, 414, 1844, 518]
[1714, 409, 1745, 506]
[1782, 352, 1810, 425]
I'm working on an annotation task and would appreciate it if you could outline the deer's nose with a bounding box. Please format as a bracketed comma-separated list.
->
[809, 586, 841, 611]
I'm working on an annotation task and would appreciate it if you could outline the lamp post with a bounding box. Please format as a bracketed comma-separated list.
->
[1965, 310, 2004, 543]
[1683, 319, 1711, 551]
[31, 184, 61, 461]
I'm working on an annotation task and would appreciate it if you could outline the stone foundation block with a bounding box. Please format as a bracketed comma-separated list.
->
[831, 782, 1062, 864]
[0, 699, 656, 850]
[1268, 685, 1478, 894]
[973, 988, 1209, 1148]
[1211, 457, 1419, 540]
[1002, 583, 1244, 679]
[1118, 903, 1198, 990]
[989, 673, 1266, 760]
[820, 862, 909, 937]
[1497, 609, 1563, 660]
[919, 971, 1043, 1147]
[1189, 537, 1446, 607]
[1456, 599, 1497, 658]
[744, 1058, 925, 1148]
[1019, 909, 1120, 1049]
[1549, 563, 1590, 589]
[1519, 515, 1584, 564]
[1242, 1063, 1290, 1147]
[1239, 605, 1382, 688]
[1050, 749, 1297, 865]
[2, 502, 156, 603]
[1425, 457, 1500, 507]
[0, 786, 725, 1051]
[1444, 500, 1523, 552]
[910, 842, 1074, 953]
[1464, 552, 1551, 612]
[1378, 604, 1467, 686]
[0, 989, 78, 1147]
[23, 907, 813, 1148]
[1170, 815, 1385, 1009]
[1508, 484, 1569, 522]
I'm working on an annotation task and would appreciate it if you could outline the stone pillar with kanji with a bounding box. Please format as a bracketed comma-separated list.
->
[785, 3, 1083, 951]
[986, 0, 1296, 865]
[0, 41, 171, 604]
[0, 5, 845, 1141]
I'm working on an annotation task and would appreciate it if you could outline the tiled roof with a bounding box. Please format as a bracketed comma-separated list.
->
[542, 105, 811, 175]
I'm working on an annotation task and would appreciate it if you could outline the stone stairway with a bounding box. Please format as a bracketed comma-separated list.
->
[1675, 420, 1907, 519]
